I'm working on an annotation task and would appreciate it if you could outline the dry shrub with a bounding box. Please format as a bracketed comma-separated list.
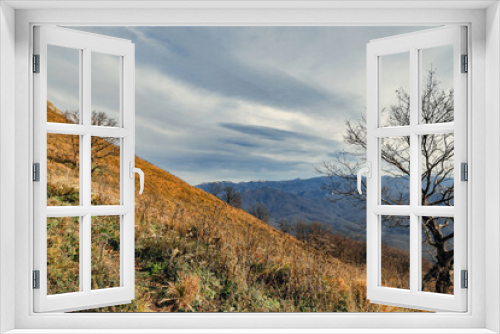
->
[160, 274, 200, 312]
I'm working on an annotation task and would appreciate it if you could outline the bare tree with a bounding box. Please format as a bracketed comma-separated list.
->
[248, 203, 271, 223]
[277, 218, 293, 234]
[207, 182, 223, 197]
[64, 110, 120, 174]
[319, 68, 455, 293]
[221, 186, 242, 209]
[295, 220, 310, 242]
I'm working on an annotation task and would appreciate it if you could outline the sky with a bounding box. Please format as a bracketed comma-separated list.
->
[47, 26, 452, 185]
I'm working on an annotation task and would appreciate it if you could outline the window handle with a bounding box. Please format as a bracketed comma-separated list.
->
[357, 162, 372, 195]
[129, 162, 145, 195]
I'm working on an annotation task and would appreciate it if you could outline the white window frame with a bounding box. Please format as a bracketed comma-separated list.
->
[0, 1, 499, 333]
[365, 26, 468, 312]
[33, 26, 136, 313]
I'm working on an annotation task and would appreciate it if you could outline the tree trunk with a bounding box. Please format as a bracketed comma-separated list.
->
[422, 217, 454, 293]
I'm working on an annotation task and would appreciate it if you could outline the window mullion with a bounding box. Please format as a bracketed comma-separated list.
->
[409, 47, 421, 294]
[82, 47, 92, 294]
[365, 46, 380, 295]
[372, 123, 455, 138]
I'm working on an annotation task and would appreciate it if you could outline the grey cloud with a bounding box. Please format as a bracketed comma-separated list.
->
[136, 117, 343, 184]
[47, 45, 80, 113]
[149, 149, 317, 183]
[220, 123, 319, 142]
[224, 139, 261, 148]
[75, 26, 357, 115]
[62, 26, 433, 184]
[91, 52, 121, 120]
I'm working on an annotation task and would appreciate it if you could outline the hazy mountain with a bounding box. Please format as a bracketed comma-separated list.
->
[198, 177, 365, 239]
[197, 176, 412, 249]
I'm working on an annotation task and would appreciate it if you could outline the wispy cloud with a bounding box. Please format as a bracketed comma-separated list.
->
[59, 26, 438, 184]
[220, 123, 321, 142]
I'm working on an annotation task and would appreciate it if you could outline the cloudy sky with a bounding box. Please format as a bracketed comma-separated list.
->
[48, 26, 451, 185]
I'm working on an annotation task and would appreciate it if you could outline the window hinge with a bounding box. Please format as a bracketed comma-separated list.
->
[461, 270, 468, 289]
[33, 270, 40, 289]
[461, 54, 468, 73]
[33, 163, 40, 182]
[461, 162, 468, 181]
[33, 54, 40, 73]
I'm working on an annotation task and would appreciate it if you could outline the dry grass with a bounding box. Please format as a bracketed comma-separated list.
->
[46, 101, 422, 312]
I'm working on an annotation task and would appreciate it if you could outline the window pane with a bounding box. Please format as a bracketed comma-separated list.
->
[381, 136, 410, 205]
[421, 216, 454, 295]
[91, 136, 120, 205]
[47, 217, 80, 295]
[47, 45, 80, 124]
[381, 215, 410, 290]
[91, 215, 121, 290]
[91, 52, 121, 127]
[380, 52, 410, 127]
[421, 133, 454, 206]
[420, 45, 454, 124]
[47, 134, 80, 206]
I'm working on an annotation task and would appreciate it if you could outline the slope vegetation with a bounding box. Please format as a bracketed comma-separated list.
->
[46, 101, 415, 312]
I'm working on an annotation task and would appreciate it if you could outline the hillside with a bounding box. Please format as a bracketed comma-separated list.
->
[241, 187, 363, 237]
[46, 101, 418, 312]
[197, 178, 400, 246]
[197, 177, 452, 259]
[197, 177, 371, 231]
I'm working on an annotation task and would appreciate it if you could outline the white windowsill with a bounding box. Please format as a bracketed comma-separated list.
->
[3, 330, 498, 334]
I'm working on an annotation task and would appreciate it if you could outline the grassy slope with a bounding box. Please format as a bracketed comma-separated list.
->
[46, 101, 415, 312]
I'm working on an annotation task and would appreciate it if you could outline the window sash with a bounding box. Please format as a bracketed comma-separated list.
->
[33, 25, 136, 313]
[366, 26, 467, 312]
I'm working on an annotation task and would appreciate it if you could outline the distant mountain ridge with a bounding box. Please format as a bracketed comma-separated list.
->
[197, 176, 412, 249]
[197, 176, 367, 238]
[197, 175, 452, 253]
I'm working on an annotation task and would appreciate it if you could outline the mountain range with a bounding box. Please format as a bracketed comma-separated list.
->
[197, 176, 409, 250]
